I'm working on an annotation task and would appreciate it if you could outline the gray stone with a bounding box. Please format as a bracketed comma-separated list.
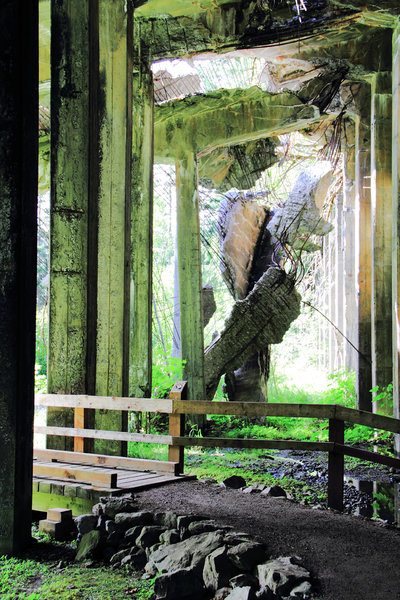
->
[257, 557, 310, 597]
[188, 520, 219, 535]
[223, 533, 252, 545]
[159, 529, 180, 545]
[176, 515, 205, 531]
[229, 574, 259, 589]
[154, 567, 205, 600]
[203, 546, 238, 592]
[242, 486, 260, 494]
[75, 530, 104, 562]
[145, 530, 226, 575]
[124, 525, 143, 545]
[154, 511, 178, 529]
[255, 587, 274, 600]
[115, 511, 153, 529]
[214, 588, 233, 600]
[105, 519, 118, 534]
[225, 586, 257, 600]
[97, 514, 107, 531]
[102, 495, 136, 519]
[260, 485, 287, 498]
[120, 548, 147, 571]
[74, 514, 97, 535]
[227, 541, 267, 571]
[92, 503, 105, 516]
[136, 526, 167, 549]
[110, 547, 133, 565]
[107, 531, 123, 549]
[289, 580, 312, 597]
[199, 478, 218, 484]
[222, 476, 247, 489]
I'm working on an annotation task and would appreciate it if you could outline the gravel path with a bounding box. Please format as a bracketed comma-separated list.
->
[135, 480, 400, 600]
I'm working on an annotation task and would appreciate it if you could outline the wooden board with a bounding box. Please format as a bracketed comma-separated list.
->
[33, 462, 118, 487]
[33, 448, 178, 474]
[171, 437, 334, 451]
[34, 425, 171, 444]
[36, 394, 173, 413]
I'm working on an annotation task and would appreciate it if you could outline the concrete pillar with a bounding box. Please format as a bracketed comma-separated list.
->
[343, 127, 358, 372]
[48, 0, 91, 449]
[371, 72, 393, 414]
[130, 48, 154, 398]
[393, 22, 400, 449]
[335, 189, 345, 369]
[0, 1, 38, 553]
[176, 153, 206, 417]
[93, 1, 133, 454]
[355, 83, 373, 411]
[49, 1, 134, 455]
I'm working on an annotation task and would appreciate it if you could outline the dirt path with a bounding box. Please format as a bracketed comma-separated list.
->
[135, 480, 400, 600]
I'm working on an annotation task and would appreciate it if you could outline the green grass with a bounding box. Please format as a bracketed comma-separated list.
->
[0, 552, 155, 600]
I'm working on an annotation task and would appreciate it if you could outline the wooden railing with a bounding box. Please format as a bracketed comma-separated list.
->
[34, 381, 400, 511]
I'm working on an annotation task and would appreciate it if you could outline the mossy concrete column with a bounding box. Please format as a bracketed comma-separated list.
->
[94, 1, 133, 454]
[355, 83, 373, 411]
[393, 23, 400, 448]
[343, 126, 358, 372]
[335, 190, 344, 368]
[371, 72, 393, 414]
[48, 0, 91, 450]
[176, 152, 206, 419]
[130, 46, 153, 399]
[0, 0, 37, 553]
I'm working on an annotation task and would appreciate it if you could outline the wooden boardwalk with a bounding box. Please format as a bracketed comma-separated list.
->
[32, 456, 194, 516]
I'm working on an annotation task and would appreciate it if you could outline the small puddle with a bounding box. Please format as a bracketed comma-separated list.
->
[345, 476, 400, 526]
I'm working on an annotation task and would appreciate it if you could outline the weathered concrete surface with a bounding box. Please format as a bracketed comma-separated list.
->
[176, 153, 206, 408]
[130, 50, 154, 399]
[154, 87, 320, 159]
[267, 162, 334, 251]
[0, 0, 38, 554]
[48, 0, 90, 450]
[371, 72, 393, 413]
[199, 138, 278, 192]
[93, 1, 134, 454]
[354, 82, 373, 411]
[393, 21, 400, 451]
[204, 268, 301, 399]
[218, 194, 268, 300]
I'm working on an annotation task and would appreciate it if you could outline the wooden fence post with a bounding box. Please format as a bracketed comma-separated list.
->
[169, 381, 187, 474]
[328, 418, 344, 511]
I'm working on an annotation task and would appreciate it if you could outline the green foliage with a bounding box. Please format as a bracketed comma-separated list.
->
[371, 382, 393, 414]
[35, 309, 48, 377]
[323, 369, 357, 408]
[0, 553, 155, 600]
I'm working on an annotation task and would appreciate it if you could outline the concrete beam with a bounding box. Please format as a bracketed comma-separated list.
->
[154, 88, 321, 160]
[0, 0, 38, 553]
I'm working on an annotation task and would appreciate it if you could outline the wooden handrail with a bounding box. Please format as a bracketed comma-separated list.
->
[35, 385, 400, 513]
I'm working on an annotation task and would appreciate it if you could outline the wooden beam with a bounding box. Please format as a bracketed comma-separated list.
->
[168, 381, 186, 473]
[33, 448, 178, 475]
[335, 405, 400, 434]
[172, 400, 337, 419]
[334, 443, 400, 470]
[328, 418, 344, 511]
[171, 437, 333, 451]
[35, 426, 172, 445]
[33, 463, 117, 488]
[36, 394, 173, 413]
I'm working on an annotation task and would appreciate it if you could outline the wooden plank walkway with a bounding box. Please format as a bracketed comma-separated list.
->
[32, 457, 194, 516]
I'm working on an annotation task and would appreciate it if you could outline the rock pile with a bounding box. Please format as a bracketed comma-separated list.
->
[73, 494, 313, 600]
